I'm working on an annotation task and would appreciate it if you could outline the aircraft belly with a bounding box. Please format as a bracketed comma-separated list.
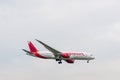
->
[70, 56, 90, 60]
[40, 53, 55, 59]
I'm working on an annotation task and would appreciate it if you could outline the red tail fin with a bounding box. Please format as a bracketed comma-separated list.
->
[28, 41, 38, 52]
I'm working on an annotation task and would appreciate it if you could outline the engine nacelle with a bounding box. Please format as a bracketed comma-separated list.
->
[62, 53, 70, 58]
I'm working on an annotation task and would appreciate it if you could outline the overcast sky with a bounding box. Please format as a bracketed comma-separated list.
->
[0, 0, 120, 80]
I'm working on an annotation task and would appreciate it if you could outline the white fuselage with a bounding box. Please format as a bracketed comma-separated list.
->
[32, 51, 95, 61]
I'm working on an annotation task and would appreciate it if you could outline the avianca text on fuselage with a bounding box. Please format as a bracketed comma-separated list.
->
[23, 39, 95, 64]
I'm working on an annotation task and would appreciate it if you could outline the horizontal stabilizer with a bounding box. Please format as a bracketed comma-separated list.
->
[22, 49, 36, 57]
[22, 49, 32, 54]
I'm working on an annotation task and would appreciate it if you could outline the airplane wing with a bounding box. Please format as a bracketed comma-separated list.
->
[35, 39, 61, 58]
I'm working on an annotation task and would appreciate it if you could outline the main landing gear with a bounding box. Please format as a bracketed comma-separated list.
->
[56, 58, 62, 64]
[56, 56, 62, 64]
[58, 61, 62, 64]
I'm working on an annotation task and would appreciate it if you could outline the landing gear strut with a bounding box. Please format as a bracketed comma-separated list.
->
[87, 60, 89, 63]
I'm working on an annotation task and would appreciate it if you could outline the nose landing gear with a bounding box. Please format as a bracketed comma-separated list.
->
[87, 60, 89, 63]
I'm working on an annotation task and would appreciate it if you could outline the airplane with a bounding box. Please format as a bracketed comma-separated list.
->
[22, 39, 95, 64]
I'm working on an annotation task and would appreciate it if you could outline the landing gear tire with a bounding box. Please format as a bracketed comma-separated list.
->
[58, 61, 62, 64]
[56, 59, 59, 61]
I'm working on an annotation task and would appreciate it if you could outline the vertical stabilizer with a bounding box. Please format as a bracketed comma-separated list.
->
[28, 41, 38, 52]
